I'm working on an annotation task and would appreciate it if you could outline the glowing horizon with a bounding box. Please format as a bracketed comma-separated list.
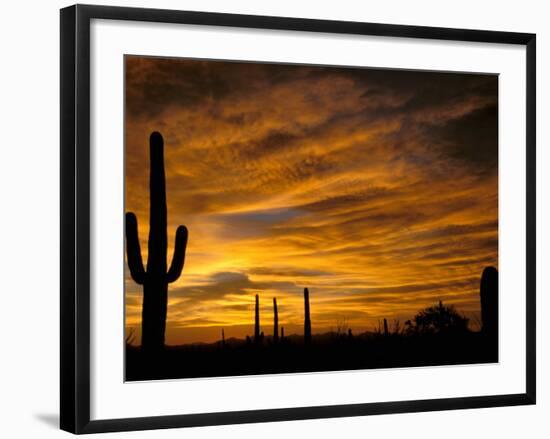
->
[124, 56, 498, 345]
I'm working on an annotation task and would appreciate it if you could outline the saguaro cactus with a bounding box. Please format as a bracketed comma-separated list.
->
[383, 318, 389, 337]
[273, 298, 279, 342]
[480, 266, 498, 338]
[254, 294, 260, 343]
[304, 288, 312, 344]
[125, 132, 188, 352]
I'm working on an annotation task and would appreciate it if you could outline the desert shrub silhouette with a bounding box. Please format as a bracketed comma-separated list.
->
[405, 301, 469, 335]
[125, 132, 189, 352]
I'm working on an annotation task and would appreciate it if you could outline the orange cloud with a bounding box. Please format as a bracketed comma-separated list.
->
[125, 56, 498, 345]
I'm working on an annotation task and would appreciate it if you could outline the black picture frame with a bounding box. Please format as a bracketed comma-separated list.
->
[60, 4, 536, 434]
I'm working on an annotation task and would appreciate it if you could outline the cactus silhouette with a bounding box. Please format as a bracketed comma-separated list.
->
[480, 266, 498, 339]
[125, 132, 188, 352]
[304, 288, 311, 344]
[221, 328, 225, 347]
[273, 297, 279, 342]
[383, 318, 389, 337]
[254, 294, 261, 343]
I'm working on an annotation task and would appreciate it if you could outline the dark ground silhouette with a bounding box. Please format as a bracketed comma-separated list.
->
[126, 281, 498, 381]
[125, 327, 497, 381]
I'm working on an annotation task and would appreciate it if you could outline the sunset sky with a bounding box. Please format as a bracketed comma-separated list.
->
[124, 56, 498, 345]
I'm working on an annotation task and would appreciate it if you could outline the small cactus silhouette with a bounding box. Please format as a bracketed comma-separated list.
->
[254, 294, 261, 343]
[125, 132, 188, 352]
[383, 318, 389, 337]
[304, 288, 311, 344]
[480, 266, 498, 337]
[273, 297, 279, 342]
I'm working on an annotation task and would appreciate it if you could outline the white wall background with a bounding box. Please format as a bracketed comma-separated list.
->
[0, 0, 547, 437]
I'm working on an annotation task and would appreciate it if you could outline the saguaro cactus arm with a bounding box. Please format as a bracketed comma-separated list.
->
[125, 212, 146, 285]
[167, 225, 189, 283]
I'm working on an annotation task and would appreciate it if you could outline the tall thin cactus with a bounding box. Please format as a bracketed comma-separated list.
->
[383, 318, 389, 337]
[254, 294, 260, 343]
[304, 288, 311, 344]
[125, 132, 188, 352]
[273, 297, 279, 342]
[480, 266, 498, 338]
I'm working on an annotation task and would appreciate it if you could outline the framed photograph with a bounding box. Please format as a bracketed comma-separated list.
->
[60, 4, 536, 434]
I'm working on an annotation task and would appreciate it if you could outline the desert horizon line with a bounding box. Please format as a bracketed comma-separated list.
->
[126, 265, 496, 346]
